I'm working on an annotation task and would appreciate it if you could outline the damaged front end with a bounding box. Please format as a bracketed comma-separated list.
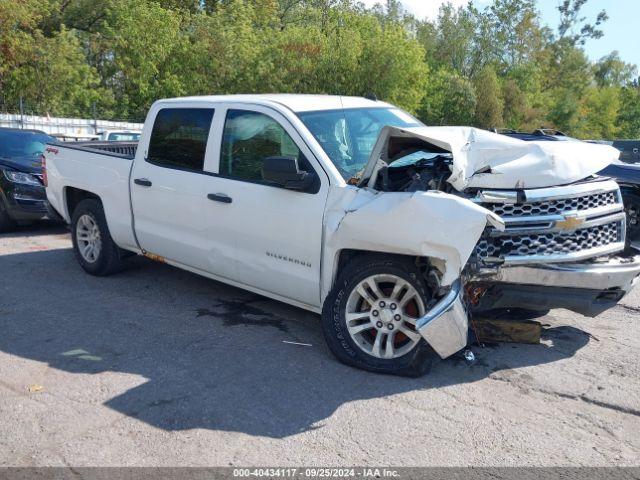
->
[466, 180, 640, 317]
[323, 124, 640, 360]
[322, 187, 504, 360]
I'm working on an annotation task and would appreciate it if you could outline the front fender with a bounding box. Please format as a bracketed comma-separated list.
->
[321, 187, 503, 303]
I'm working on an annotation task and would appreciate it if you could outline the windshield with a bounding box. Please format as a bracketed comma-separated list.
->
[108, 132, 141, 141]
[298, 107, 423, 180]
[0, 130, 54, 160]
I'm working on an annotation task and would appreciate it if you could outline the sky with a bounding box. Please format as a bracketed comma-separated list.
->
[360, 0, 640, 68]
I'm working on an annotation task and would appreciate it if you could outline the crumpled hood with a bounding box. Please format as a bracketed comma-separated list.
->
[362, 126, 620, 191]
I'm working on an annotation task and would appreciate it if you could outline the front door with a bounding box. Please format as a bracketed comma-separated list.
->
[202, 106, 329, 308]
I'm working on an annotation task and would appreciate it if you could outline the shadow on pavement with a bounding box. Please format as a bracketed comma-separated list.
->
[0, 248, 591, 438]
[0, 222, 67, 239]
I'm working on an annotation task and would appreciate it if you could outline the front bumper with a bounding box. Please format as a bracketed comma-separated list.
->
[473, 255, 640, 317]
[413, 256, 640, 358]
[1, 184, 51, 222]
[416, 280, 469, 359]
[487, 255, 640, 293]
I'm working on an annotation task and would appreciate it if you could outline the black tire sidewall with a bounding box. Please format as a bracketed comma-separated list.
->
[321, 255, 438, 377]
[70, 199, 121, 275]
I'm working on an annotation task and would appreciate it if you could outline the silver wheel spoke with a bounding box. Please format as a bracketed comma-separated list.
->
[402, 315, 417, 326]
[384, 331, 396, 359]
[399, 325, 421, 342]
[399, 289, 417, 308]
[371, 331, 384, 358]
[365, 280, 385, 301]
[348, 321, 373, 335]
[390, 279, 409, 301]
[356, 285, 376, 304]
[346, 311, 369, 322]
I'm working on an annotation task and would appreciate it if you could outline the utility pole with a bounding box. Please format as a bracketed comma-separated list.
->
[92, 102, 98, 135]
[19, 96, 24, 129]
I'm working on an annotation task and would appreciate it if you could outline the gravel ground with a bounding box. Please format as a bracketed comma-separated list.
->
[0, 224, 639, 467]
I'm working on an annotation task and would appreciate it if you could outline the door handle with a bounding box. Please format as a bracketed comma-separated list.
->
[207, 193, 232, 204]
[134, 178, 152, 187]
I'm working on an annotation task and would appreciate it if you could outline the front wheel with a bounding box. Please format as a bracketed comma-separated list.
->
[71, 199, 126, 276]
[321, 254, 438, 377]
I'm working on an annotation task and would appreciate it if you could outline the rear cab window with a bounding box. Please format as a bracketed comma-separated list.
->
[147, 108, 214, 171]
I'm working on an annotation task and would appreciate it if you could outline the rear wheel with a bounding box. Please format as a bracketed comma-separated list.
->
[321, 254, 438, 377]
[71, 199, 126, 276]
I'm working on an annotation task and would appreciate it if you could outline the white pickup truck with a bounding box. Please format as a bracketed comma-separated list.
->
[44, 94, 640, 376]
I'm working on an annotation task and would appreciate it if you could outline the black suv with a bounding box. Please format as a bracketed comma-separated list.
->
[0, 128, 56, 232]
[497, 129, 640, 248]
[612, 140, 640, 164]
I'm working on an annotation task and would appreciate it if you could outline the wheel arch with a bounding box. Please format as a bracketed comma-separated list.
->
[619, 183, 640, 198]
[64, 187, 101, 219]
[325, 248, 445, 303]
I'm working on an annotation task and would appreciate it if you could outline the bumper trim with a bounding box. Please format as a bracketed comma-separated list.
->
[416, 280, 469, 359]
[485, 255, 640, 293]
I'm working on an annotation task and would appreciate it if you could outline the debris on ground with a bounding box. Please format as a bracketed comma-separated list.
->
[473, 318, 542, 344]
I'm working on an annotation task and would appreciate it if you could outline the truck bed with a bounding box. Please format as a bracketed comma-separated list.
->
[51, 141, 138, 159]
[44, 141, 139, 252]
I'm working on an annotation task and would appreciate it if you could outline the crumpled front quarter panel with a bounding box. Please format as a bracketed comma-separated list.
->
[322, 187, 498, 301]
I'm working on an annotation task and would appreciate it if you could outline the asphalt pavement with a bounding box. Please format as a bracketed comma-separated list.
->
[0, 224, 639, 466]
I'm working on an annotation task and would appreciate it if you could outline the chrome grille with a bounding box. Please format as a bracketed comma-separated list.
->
[485, 191, 617, 217]
[473, 180, 626, 264]
[475, 221, 623, 259]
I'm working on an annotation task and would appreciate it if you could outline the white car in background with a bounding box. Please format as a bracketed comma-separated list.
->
[98, 130, 142, 142]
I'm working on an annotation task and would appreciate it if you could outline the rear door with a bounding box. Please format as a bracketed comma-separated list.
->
[130, 107, 215, 269]
[201, 104, 330, 307]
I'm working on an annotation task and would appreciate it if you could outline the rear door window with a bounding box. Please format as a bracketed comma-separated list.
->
[147, 108, 214, 171]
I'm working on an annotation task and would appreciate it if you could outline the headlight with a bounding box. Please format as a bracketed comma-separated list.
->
[2, 170, 41, 186]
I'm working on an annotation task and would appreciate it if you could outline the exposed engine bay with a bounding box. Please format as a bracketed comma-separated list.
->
[374, 150, 456, 193]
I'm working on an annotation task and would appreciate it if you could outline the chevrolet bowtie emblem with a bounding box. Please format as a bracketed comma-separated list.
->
[555, 215, 585, 231]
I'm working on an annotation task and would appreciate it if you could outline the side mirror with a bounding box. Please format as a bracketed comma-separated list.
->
[262, 156, 317, 191]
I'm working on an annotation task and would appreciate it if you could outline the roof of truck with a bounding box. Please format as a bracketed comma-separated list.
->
[156, 94, 393, 112]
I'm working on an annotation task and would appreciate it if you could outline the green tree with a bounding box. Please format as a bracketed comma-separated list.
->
[486, 0, 544, 71]
[417, 69, 476, 125]
[593, 52, 638, 88]
[558, 0, 608, 46]
[473, 65, 504, 129]
[575, 86, 620, 139]
[616, 82, 640, 139]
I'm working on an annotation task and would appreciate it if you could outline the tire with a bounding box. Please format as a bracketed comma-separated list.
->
[70, 198, 126, 276]
[0, 199, 17, 233]
[321, 254, 439, 377]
